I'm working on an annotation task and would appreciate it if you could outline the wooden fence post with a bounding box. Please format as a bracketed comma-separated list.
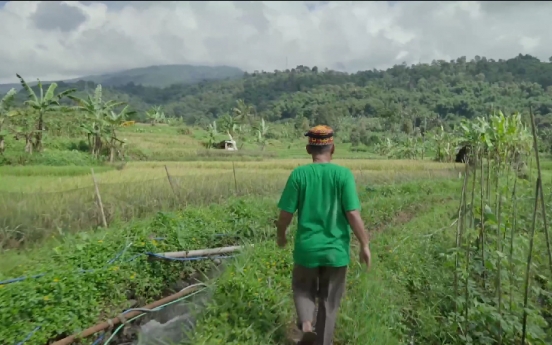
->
[164, 165, 179, 200]
[232, 161, 238, 194]
[91, 168, 108, 228]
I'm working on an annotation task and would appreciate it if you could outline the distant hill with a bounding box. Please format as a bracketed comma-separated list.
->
[0, 64, 244, 94]
[65, 64, 244, 88]
[0, 83, 20, 94]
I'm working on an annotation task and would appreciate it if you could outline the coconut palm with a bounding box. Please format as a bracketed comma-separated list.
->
[16, 74, 76, 151]
[232, 99, 255, 124]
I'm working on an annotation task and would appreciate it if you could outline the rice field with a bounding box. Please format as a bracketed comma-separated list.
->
[1, 126, 551, 344]
[0, 159, 460, 192]
[0, 159, 461, 248]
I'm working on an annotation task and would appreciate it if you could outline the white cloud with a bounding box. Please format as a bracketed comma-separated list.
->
[0, 1, 551, 83]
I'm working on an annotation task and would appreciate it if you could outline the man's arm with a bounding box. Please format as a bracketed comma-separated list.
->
[346, 210, 369, 247]
[275, 210, 294, 246]
[276, 171, 299, 247]
[342, 170, 371, 269]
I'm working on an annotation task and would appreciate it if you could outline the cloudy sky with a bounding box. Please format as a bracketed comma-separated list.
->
[0, 1, 550, 84]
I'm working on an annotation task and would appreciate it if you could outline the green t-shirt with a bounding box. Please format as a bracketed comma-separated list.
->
[277, 162, 361, 268]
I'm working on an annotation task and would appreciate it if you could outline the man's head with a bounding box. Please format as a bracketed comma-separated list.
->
[304, 125, 335, 160]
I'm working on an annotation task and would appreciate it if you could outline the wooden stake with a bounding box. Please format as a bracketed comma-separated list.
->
[91, 168, 107, 228]
[164, 165, 178, 199]
[232, 161, 238, 194]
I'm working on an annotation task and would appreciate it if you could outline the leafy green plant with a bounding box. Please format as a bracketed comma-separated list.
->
[16, 74, 76, 152]
[0, 197, 275, 344]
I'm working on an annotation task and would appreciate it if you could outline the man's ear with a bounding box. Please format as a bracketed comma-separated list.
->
[330, 144, 335, 155]
[306, 145, 311, 154]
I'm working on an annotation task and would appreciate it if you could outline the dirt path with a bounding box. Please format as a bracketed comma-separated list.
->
[285, 195, 453, 344]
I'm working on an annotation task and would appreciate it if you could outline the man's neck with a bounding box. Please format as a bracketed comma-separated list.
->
[312, 155, 332, 163]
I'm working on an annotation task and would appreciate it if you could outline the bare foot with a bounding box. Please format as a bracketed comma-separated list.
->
[298, 322, 316, 345]
[302, 321, 313, 333]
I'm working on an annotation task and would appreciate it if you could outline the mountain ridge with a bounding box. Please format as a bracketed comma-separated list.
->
[0, 64, 244, 93]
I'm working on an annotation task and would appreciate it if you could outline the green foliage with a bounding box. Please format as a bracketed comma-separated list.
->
[0, 165, 112, 177]
[191, 179, 461, 344]
[0, 150, 99, 166]
[5, 54, 552, 165]
[105, 54, 552, 131]
[0, 197, 274, 344]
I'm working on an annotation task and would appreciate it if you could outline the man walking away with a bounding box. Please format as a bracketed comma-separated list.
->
[275, 125, 371, 345]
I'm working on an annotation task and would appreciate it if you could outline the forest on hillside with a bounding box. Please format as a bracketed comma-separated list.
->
[5, 54, 552, 135]
[27, 54, 551, 131]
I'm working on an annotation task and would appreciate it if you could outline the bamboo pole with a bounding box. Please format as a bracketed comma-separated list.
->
[529, 107, 552, 276]
[521, 106, 549, 345]
[159, 244, 249, 259]
[454, 162, 469, 318]
[91, 168, 107, 228]
[51, 285, 202, 345]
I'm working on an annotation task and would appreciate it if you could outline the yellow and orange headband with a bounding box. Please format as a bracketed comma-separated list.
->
[305, 125, 334, 146]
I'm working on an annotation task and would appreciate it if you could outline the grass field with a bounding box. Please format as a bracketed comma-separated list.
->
[1, 125, 551, 345]
[0, 174, 462, 345]
[0, 159, 460, 248]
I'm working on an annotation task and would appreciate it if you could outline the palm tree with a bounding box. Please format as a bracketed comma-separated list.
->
[0, 88, 16, 154]
[16, 74, 76, 151]
[232, 99, 255, 124]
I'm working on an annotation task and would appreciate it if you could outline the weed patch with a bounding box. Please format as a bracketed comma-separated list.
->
[0, 198, 275, 345]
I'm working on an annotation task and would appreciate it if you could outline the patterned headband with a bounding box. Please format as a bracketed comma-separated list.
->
[305, 125, 334, 146]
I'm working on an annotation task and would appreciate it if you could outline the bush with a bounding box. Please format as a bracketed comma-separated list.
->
[0, 150, 99, 166]
[177, 127, 193, 135]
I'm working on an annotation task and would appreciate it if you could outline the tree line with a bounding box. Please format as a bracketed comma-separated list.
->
[1, 53, 552, 162]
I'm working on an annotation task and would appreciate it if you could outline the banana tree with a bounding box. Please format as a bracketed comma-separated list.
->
[205, 121, 218, 149]
[375, 137, 395, 157]
[218, 113, 241, 138]
[16, 74, 76, 151]
[392, 137, 421, 159]
[253, 118, 270, 150]
[69, 85, 125, 158]
[432, 125, 458, 162]
[9, 108, 39, 154]
[104, 105, 135, 162]
[146, 106, 165, 126]
[0, 88, 16, 154]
